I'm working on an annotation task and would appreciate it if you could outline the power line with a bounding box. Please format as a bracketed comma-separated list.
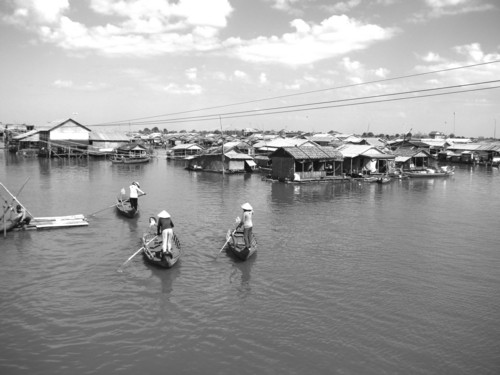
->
[91, 59, 500, 127]
[88, 80, 500, 127]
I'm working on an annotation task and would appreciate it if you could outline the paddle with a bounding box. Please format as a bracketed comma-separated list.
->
[117, 235, 158, 272]
[1, 178, 31, 237]
[88, 203, 117, 217]
[215, 217, 240, 259]
[0, 178, 32, 219]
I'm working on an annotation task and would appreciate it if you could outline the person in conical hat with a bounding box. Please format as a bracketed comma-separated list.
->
[129, 181, 145, 210]
[157, 210, 174, 257]
[237, 202, 253, 249]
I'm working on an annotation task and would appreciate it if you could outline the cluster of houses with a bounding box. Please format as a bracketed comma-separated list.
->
[2, 119, 500, 182]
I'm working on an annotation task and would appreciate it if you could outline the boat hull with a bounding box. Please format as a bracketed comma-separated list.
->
[0, 216, 22, 233]
[116, 194, 138, 218]
[111, 157, 151, 164]
[142, 232, 181, 269]
[226, 229, 257, 261]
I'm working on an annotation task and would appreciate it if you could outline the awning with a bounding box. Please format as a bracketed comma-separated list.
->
[245, 160, 256, 167]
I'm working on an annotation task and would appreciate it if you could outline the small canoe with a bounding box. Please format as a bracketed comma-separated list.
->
[115, 193, 137, 218]
[226, 229, 257, 261]
[142, 231, 181, 269]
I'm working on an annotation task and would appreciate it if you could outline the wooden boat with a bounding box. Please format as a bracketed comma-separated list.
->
[0, 214, 22, 233]
[115, 192, 138, 218]
[404, 167, 454, 178]
[110, 155, 151, 164]
[142, 227, 181, 269]
[376, 176, 392, 184]
[226, 229, 257, 261]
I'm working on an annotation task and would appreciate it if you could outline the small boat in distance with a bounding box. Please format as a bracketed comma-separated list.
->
[110, 155, 151, 164]
[115, 190, 138, 218]
[142, 218, 181, 268]
[225, 229, 257, 261]
[404, 166, 454, 178]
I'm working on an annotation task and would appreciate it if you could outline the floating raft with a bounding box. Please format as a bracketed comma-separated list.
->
[14, 214, 88, 231]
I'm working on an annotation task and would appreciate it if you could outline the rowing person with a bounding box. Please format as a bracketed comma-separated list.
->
[129, 181, 145, 210]
[157, 210, 174, 258]
[236, 202, 253, 249]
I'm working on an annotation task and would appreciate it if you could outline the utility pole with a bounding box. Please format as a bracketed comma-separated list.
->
[219, 116, 225, 175]
[453, 112, 456, 134]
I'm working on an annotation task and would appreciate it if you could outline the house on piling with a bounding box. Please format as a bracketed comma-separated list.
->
[269, 145, 344, 182]
[38, 119, 92, 158]
[186, 150, 256, 173]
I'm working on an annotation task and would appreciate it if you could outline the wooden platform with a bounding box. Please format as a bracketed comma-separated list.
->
[13, 214, 88, 231]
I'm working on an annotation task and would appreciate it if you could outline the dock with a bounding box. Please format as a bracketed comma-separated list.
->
[14, 214, 88, 231]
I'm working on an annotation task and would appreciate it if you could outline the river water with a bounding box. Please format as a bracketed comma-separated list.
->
[1, 151, 499, 375]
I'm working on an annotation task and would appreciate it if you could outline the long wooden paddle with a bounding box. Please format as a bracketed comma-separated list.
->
[0, 178, 32, 218]
[1, 178, 31, 237]
[88, 203, 117, 217]
[215, 217, 240, 259]
[118, 235, 158, 272]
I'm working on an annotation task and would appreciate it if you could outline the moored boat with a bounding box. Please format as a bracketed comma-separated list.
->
[115, 192, 138, 218]
[110, 155, 151, 164]
[404, 166, 454, 178]
[142, 221, 181, 268]
[225, 229, 257, 261]
[376, 176, 392, 184]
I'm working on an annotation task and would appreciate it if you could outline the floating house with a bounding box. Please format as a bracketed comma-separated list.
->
[167, 143, 203, 159]
[337, 144, 395, 175]
[88, 130, 130, 156]
[393, 148, 433, 170]
[186, 150, 256, 173]
[114, 142, 150, 158]
[269, 146, 344, 182]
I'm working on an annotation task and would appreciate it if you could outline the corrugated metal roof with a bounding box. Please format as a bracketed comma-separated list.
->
[90, 131, 129, 141]
[278, 146, 343, 160]
[446, 144, 482, 151]
[337, 144, 374, 157]
[172, 143, 202, 150]
[253, 138, 310, 149]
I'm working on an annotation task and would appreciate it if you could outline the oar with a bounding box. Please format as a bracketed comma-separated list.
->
[2, 178, 31, 237]
[0, 178, 32, 218]
[88, 203, 117, 217]
[118, 235, 158, 272]
[215, 217, 240, 259]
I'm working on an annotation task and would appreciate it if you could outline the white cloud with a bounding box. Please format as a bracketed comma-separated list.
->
[52, 79, 108, 91]
[163, 83, 203, 95]
[326, 0, 362, 13]
[259, 73, 268, 84]
[269, 0, 301, 12]
[231, 15, 397, 66]
[185, 68, 198, 81]
[3, 0, 233, 57]
[420, 52, 445, 63]
[411, 0, 494, 21]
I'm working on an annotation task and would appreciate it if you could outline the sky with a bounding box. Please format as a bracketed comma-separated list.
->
[1, 0, 499, 137]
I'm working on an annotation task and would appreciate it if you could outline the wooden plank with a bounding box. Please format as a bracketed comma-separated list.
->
[32, 214, 86, 221]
